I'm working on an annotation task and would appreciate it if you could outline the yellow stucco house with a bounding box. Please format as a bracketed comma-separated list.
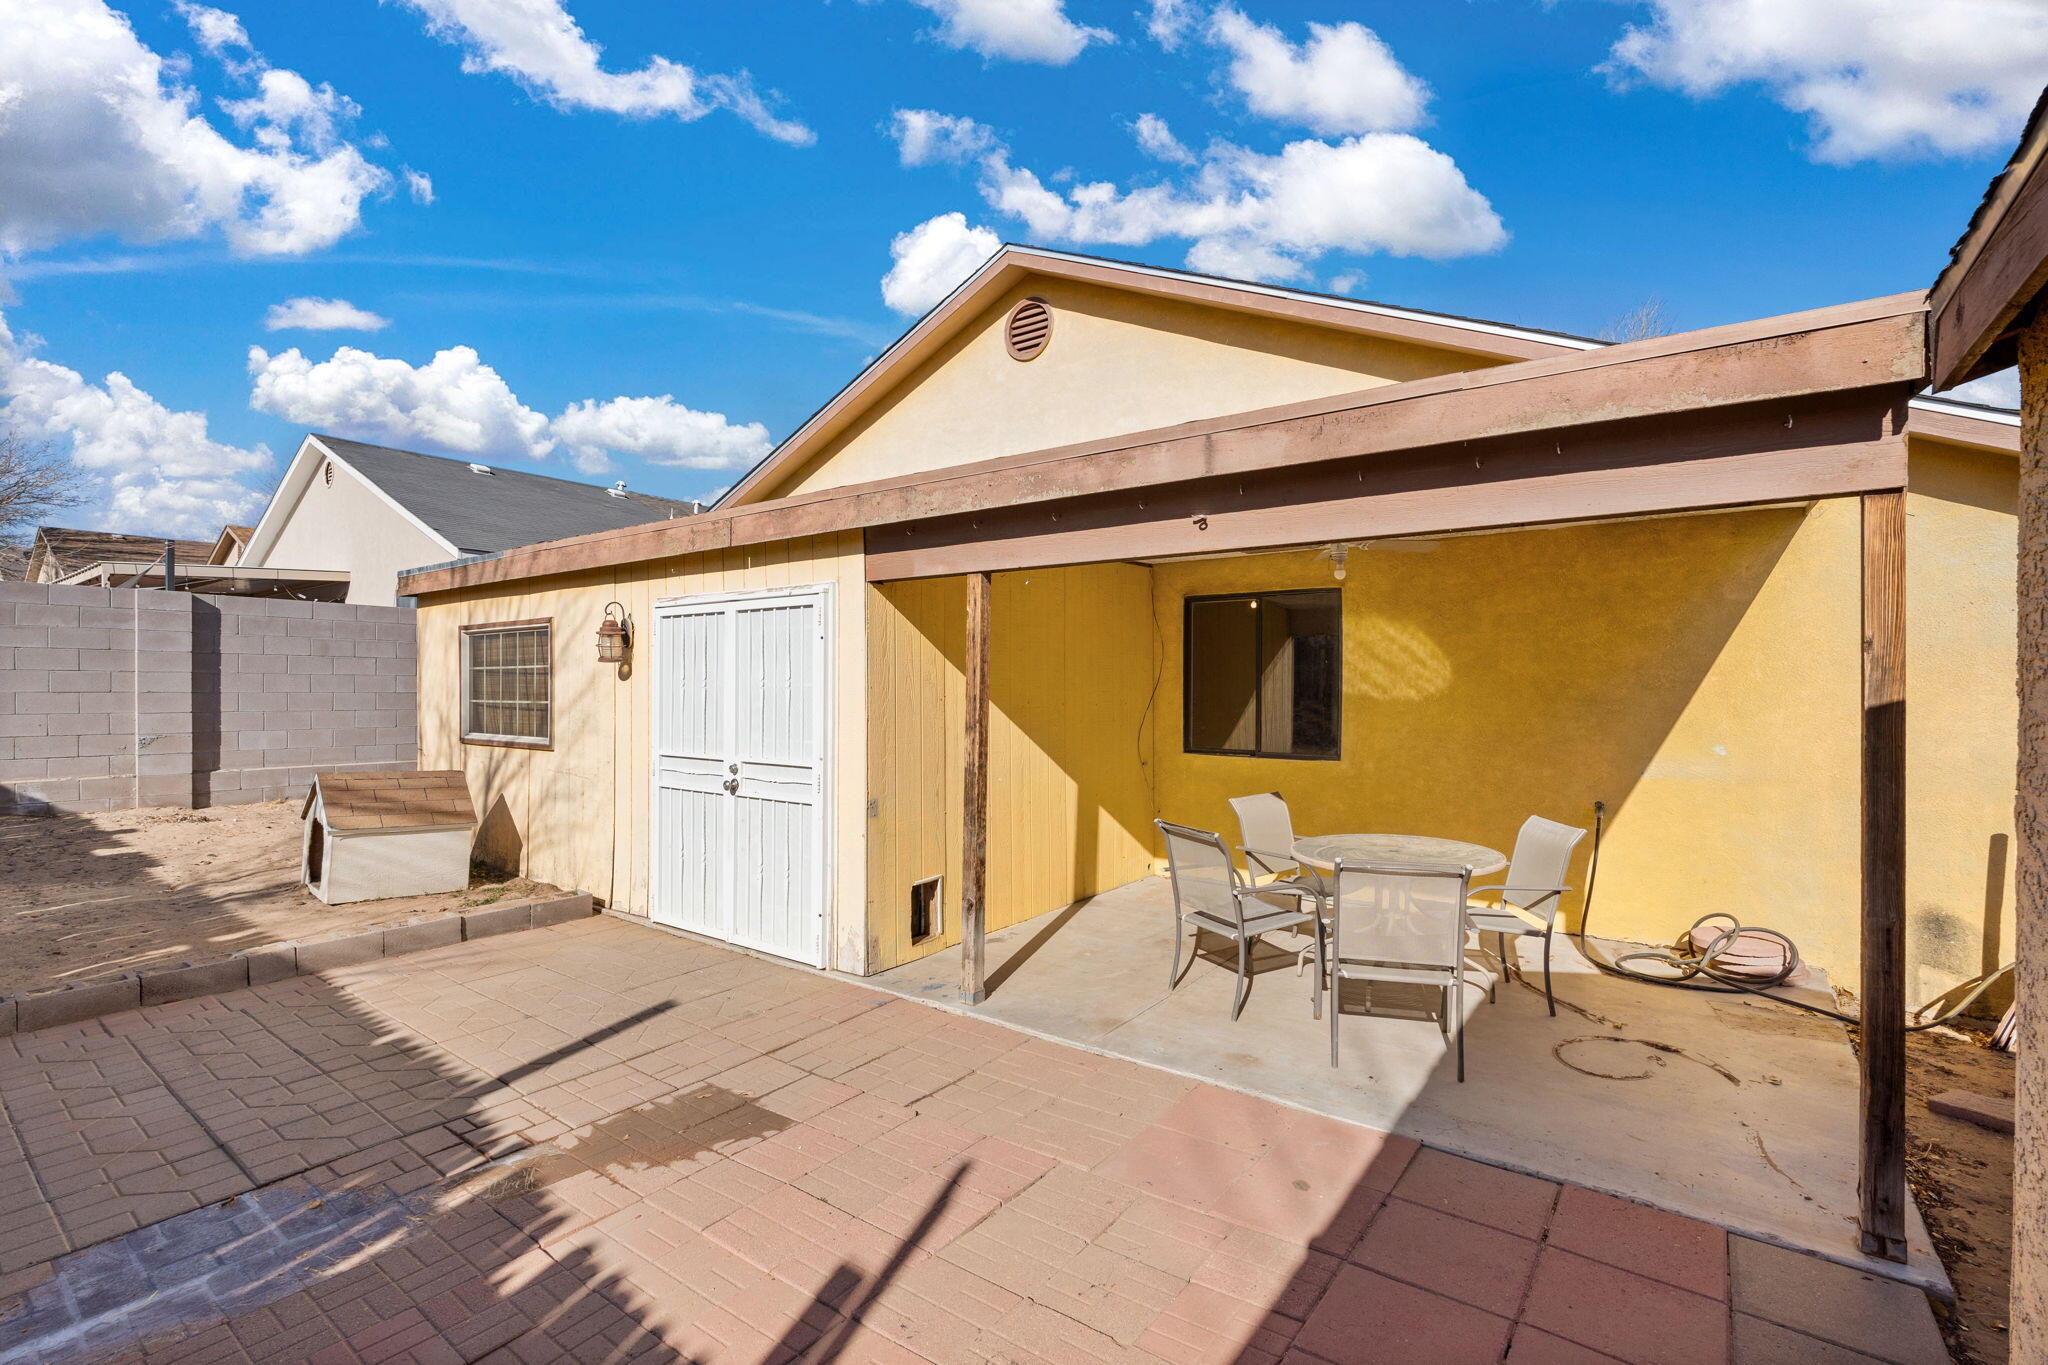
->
[398, 247, 2018, 1023]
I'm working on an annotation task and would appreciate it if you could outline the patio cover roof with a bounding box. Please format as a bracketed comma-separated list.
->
[401, 289, 1930, 596]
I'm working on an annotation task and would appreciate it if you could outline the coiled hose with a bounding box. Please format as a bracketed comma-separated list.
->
[1572, 801, 2014, 1032]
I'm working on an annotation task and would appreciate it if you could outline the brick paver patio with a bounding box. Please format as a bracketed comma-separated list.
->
[0, 917, 1947, 1364]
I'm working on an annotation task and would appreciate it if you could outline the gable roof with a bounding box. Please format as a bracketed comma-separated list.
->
[208, 525, 253, 565]
[304, 769, 477, 831]
[29, 527, 213, 580]
[244, 434, 702, 567]
[714, 244, 1604, 509]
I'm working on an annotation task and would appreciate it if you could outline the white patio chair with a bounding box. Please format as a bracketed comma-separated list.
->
[1325, 860, 1474, 1080]
[1157, 819, 1324, 1020]
[1228, 792, 1328, 910]
[1466, 816, 1586, 1017]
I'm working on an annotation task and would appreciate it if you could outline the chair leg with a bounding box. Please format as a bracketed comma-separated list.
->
[1233, 935, 1249, 1020]
[1542, 926, 1556, 1018]
[1311, 918, 1325, 1020]
[1169, 916, 1183, 990]
[1487, 931, 1498, 1004]
[1452, 977, 1466, 1083]
[1329, 973, 1340, 1067]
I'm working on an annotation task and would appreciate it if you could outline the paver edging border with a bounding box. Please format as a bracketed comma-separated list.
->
[1, 892, 595, 1037]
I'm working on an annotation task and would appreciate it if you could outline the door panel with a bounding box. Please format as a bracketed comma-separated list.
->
[652, 589, 827, 967]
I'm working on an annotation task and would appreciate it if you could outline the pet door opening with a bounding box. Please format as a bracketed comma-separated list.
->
[910, 876, 943, 944]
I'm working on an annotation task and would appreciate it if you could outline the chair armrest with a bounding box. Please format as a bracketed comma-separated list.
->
[1470, 884, 1572, 898]
[1240, 846, 1303, 877]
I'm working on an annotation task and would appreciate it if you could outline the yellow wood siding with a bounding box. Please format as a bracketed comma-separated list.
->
[416, 531, 870, 972]
[864, 563, 1159, 970]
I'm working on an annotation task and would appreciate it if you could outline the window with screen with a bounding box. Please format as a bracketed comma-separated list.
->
[1184, 590, 1341, 759]
[462, 622, 552, 745]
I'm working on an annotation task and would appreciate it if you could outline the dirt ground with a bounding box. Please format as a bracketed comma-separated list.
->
[1906, 1021, 2016, 1365]
[0, 801, 558, 996]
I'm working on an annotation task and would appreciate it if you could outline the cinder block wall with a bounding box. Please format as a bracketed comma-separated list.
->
[0, 583, 418, 815]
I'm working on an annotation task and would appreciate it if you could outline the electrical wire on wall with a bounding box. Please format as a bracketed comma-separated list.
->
[1573, 800, 2013, 1032]
[1137, 578, 1163, 816]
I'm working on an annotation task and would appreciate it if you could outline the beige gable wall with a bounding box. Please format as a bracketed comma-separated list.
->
[255, 459, 451, 605]
[759, 277, 1521, 502]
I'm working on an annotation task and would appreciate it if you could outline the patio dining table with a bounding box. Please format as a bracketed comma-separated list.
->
[1291, 833, 1508, 876]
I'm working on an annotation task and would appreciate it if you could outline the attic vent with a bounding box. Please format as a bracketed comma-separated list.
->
[467, 463, 493, 475]
[322, 461, 334, 486]
[1005, 297, 1053, 361]
[608, 481, 629, 499]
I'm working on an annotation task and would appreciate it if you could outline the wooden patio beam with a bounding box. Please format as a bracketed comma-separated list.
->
[960, 570, 992, 1006]
[866, 391, 1914, 581]
[399, 296, 1926, 598]
[1858, 487, 1909, 1263]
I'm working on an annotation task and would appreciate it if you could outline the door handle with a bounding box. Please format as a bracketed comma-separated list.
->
[723, 777, 739, 794]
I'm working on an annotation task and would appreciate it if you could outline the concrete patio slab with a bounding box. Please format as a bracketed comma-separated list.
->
[865, 877, 1951, 1297]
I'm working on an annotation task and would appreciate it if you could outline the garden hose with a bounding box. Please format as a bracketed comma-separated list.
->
[1571, 801, 2013, 1032]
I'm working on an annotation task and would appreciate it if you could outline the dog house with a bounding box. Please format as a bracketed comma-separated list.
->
[301, 769, 478, 905]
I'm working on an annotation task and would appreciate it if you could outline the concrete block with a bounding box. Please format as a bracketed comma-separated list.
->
[1926, 1090, 2015, 1133]
[294, 932, 385, 974]
[0, 996, 15, 1037]
[286, 617, 334, 638]
[16, 735, 77, 760]
[382, 916, 462, 956]
[19, 976, 140, 1032]
[78, 606, 135, 628]
[0, 625, 49, 647]
[15, 648, 79, 670]
[47, 671, 113, 694]
[44, 755, 111, 779]
[135, 775, 194, 806]
[17, 603, 79, 627]
[47, 626, 113, 650]
[43, 585, 111, 608]
[528, 893, 597, 928]
[140, 957, 249, 1006]
[17, 693, 81, 715]
[462, 902, 534, 940]
[136, 630, 192, 653]
[239, 943, 298, 984]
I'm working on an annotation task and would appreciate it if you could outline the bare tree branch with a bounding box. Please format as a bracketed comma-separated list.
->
[1601, 297, 1675, 343]
[0, 431, 84, 547]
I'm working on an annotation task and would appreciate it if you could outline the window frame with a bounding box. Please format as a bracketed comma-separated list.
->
[459, 618, 555, 750]
[1182, 588, 1343, 762]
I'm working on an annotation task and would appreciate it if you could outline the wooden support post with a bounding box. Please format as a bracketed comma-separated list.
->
[1858, 487, 1909, 1263]
[2013, 316, 2048, 1358]
[961, 571, 992, 1005]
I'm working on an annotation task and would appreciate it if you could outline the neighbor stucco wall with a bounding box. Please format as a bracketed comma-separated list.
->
[254, 459, 452, 605]
[761, 277, 1515, 502]
[864, 564, 1159, 971]
[413, 532, 870, 973]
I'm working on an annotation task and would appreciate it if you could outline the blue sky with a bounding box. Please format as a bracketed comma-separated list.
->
[2, 0, 2042, 536]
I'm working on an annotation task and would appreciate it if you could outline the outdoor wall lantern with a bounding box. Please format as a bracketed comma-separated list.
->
[595, 602, 632, 665]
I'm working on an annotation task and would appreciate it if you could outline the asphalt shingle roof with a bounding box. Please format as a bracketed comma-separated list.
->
[316, 436, 699, 555]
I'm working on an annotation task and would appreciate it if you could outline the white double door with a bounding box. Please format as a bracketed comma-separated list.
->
[651, 585, 829, 967]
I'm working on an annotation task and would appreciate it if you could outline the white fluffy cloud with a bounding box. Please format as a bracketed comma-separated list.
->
[899, 0, 1111, 64]
[552, 396, 771, 473]
[1132, 113, 1195, 165]
[889, 109, 999, 166]
[1600, 0, 2048, 162]
[0, 0, 392, 257]
[1145, 0, 1197, 50]
[245, 342, 771, 474]
[263, 297, 391, 332]
[0, 308, 269, 535]
[979, 133, 1504, 282]
[394, 0, 812, 144]
[1938, 367, 2020, 410]
[1207, 8, 1430, 135]
[880, 212, 1002, 316]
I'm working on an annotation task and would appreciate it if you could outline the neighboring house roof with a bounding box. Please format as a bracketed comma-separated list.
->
[714, 244, 1605, 509]
[243, 434, 703, 568]
[28, 527, 212, 581]
[208, 524, 253, 565]
[304, 769, 477, 831]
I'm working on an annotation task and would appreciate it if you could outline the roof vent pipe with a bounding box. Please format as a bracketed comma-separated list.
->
[467, 463, 493, 475]
[608, 481, 629, 499]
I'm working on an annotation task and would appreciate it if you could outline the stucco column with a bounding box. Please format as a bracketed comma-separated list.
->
[2017, 315, 2048, 1360]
